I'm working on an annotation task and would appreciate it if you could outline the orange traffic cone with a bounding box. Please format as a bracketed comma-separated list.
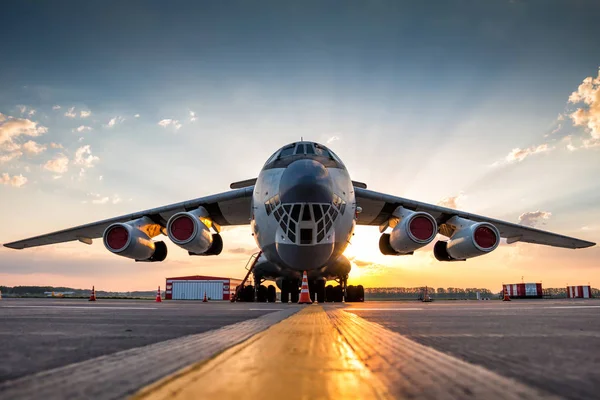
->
[89, 286, 96, 302]
[202, 291, 208, 302]
[155, 286, 162, 302]
[502, 286, 511, 301]
[298, 271, 312, 304]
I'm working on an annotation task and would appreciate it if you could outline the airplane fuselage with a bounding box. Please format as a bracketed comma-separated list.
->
[251, 142, 356, 280]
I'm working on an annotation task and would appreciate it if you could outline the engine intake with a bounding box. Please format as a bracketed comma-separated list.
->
[167, 207, 222, 255]
[434, 216, 500, 261]
[380, 207, 438, 255]
[103, 218, 167, 262]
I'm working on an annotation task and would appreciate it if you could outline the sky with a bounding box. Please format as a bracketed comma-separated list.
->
[1, 0, 599, 291]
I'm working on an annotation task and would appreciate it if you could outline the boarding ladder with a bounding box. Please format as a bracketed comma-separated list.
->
[231, 251, 262, 302]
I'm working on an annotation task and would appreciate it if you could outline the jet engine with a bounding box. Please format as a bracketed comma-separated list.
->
[379, 207, 438, 255]
[103, 217, 167, 262]
[434, 216, 500, 261]
[166, 207, 223, 256]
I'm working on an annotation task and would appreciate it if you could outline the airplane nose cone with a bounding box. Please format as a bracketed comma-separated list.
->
[276, 241, 334, 271]
[279, 159, 333, 203]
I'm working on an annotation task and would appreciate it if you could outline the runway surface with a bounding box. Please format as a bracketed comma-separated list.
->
[346, 299, 600, 400]
[0, 298, 598, 399]
[0, 298, 278, 382]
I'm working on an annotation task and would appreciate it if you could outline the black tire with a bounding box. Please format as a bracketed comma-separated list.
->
[334, 285, 343, 302]
[316, 280, 326, 303]
[267, 285, 276, 303]
[356, 285, 365, 302]
[290, 280, 300, 303]
[325, 285, 334, 302]
[257, 285, 268, 302]
[243, 285, 254, 302]
[346, 285, 356, 302]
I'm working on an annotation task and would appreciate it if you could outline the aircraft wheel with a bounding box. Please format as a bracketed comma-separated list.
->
[356, 285, 365, 302]
[243, 285, 255, 302]
[280, 280, 289, 303]
[332, 285, 343, 302]
[346, 285, 356, 302]
[325, 285, 334, 302]
[290, 280, 300, 303]
[267, 285, 277, 303]
[316, 280, 326, 303]
[257, 285, 268, 302]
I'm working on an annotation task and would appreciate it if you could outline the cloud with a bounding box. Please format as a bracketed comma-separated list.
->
[228, 247, 258, 255]
[518, 210, 552, 227]
[49, 142, 63, 149]
[74, 145, 100, 168]
[22, 140, 47, 155]
[64, 107, 76, 118]
[189, 111, 197, 122]
[568, 69, 600, 141]
[0, 172, 27, 187]
[106, 116, 124, 128]
[0, 113, 48, 145]
[158, 119, 182, 130]
[437, 192, 466, 209]
[88, 192, 121, 205]
[52, 105, 61, 110]
[17, 105, 36, 117]
[493, 144, 552, 166]
[80, 110, 91, 118]
[99, 175, 103, 181]
[0, 151, 22, 164]
[44, 154, 69, 173]
[134, 114, 140, 118]
[327, 136, 340, 144]
[75, 125, 92, 133]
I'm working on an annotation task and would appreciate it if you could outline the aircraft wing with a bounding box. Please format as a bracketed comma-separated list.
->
[354, 187, 595, 249]
[3, 187, 254, 250]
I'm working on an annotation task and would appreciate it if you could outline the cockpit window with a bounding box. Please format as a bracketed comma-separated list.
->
[265, 150, 279, 165]
[306, 144, 315, 155]
[279, 145, 295, 158]
[295, 144, 305, 155]
[314, 144, 331, 158]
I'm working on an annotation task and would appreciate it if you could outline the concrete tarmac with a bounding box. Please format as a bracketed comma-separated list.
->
[346, 299, 600, 400]
[1, 297, 598, 399]
[0, 298, 279, 382]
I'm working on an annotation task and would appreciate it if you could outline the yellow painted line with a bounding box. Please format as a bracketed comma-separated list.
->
[132, 305, 390, 400]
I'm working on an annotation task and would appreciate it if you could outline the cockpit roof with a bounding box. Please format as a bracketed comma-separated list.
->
[264, 141, 346, 170]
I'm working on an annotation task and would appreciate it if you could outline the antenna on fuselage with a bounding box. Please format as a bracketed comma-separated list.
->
[301, 136, 303, 141]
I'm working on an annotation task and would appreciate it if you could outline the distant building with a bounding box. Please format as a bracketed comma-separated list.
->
[566, 285, 592, 298]
[165, 275, 243, 300]
[503, 283, 542, 299]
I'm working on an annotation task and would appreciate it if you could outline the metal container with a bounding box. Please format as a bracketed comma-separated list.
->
[503, 283, 542, 299]
[567, 285, 592, 299]
[165, 275, 243, 300]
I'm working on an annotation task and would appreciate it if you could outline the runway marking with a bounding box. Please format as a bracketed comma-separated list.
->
[348, 307, 424, 311]
[546, 305, 600, 309]
[0, 305, 159, 310]
[248, 308, 284, 311]
[133, 306, 558, 400]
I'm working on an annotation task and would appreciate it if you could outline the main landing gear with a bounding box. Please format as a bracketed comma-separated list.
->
[235, 274, 364, 303]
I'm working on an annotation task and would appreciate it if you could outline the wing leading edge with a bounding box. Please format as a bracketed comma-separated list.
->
[354, 187, 595, 249]
[3, 187, 254, 250]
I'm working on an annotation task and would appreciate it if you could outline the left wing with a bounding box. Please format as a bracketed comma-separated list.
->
[355, 187, 595, 249]
[3, 187, 253, 250]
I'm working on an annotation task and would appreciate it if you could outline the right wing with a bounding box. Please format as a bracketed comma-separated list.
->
[3, 187, 254, 250]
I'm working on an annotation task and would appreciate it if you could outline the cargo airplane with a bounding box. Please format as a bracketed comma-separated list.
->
[3, 141, 595, 302]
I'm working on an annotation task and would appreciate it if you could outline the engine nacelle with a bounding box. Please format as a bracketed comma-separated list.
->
[434, 216, 500, 261]
[379, 207, 438, 255]
[167, 207, 222, 256]
[103, 217, 167, 262]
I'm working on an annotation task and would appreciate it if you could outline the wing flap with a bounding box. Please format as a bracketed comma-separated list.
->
[3, 187, 253, 250]
[355, 188, 595, 249]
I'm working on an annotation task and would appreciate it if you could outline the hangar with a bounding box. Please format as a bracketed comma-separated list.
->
[165, 275, 243, 301]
